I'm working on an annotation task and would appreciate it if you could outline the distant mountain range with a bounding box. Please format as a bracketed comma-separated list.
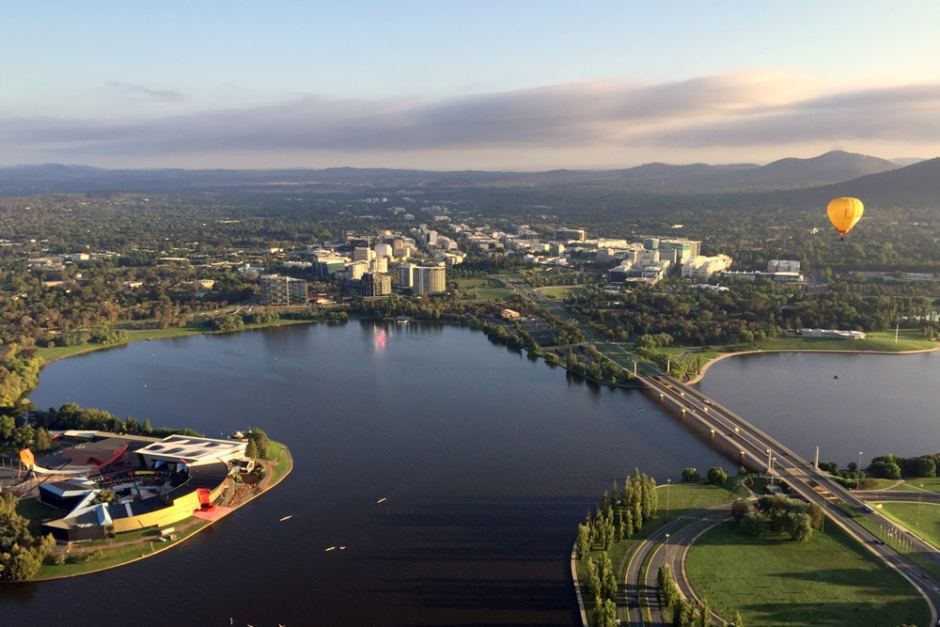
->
[0, 151, 937, 208]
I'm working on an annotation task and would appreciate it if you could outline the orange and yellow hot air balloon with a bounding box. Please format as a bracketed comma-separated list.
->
[827, 197, 864, 240]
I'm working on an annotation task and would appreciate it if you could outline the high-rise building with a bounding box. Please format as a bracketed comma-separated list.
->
[260, 274, 308, 306]
[346, 260, 369, 280]
[398, 263, 414, 289]
[360, 272, 392, 297]
[413, 265, 446, 295]
[374, 242, 393, 259]
[370, 256, 388, 274]
[353, 246, 375, 262]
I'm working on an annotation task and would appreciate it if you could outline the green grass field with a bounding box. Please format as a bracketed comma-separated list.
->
[758, 329, 937, 353]
[267, 439, 293, 485]
[879, 502, 940, 549]
[36, 520, 211, 579]
[537, 285, 586, 300]
[686, 520, 930, 627]
[454, 277, 515, 301]
[884, 477, 940, 494]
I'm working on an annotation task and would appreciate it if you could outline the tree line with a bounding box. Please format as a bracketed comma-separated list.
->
[577, 469, 658, 627]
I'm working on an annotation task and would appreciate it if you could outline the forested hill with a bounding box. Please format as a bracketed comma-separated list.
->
[0, 150, 907, 198]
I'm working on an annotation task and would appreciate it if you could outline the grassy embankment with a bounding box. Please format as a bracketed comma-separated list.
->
[17, 441, 292, 580]
[576, 479, 747, 622]
[35, 318, 316, 363]
[878, 502, 940, 550]
[453, 277, 515, 302]
[685, 520, 930, 627]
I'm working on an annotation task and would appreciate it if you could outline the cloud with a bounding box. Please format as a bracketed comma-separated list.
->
[3, 73, 940, 166]
[104, 81, 187, 103]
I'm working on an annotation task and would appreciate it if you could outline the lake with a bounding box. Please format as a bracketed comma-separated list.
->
[696, 350, 940, 466]
[5, 322, 727, 627]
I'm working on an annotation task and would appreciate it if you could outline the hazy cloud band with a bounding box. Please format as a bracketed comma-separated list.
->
[3, 73, 940, 166]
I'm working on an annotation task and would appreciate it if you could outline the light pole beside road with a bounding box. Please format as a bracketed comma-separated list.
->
[666, 478, 671, 521]
[857, 451, 863, 490]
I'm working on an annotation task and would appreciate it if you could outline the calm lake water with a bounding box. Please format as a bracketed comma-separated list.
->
[5, 322, 727, 627]
[696, 350, 940, 466]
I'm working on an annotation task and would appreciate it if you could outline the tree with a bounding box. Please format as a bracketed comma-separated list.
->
[577, 523, 591, 558]
[248, 427, 270, 459]
[731, 499, 750, 521]
[682, 467, 699, 482]
[12, 424, 34, 449]
[706, 466, 728, 485]
[34, 427, 52, 452]
[699, 599, 712, 627]
[741, 511, 763, 536]
[789, 512, 814, 542]
[245, 438, 259, 460]
[0, 414, 14, 440]
[0, 493, 55, 581]
[597, 599, 617, 627]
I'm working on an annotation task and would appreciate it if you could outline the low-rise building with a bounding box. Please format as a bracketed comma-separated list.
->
[681, 254, 733, 280]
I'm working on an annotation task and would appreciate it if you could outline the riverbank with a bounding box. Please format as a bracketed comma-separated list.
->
[686, 331, 940, 385]
[35, 318, 320, 363]
[25, 440, 293, 581]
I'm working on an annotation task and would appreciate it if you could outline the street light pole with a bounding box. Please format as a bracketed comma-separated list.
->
[857, 451, 863, 490]
[917, 484, 925, 527]
[666, 478, 671, 521]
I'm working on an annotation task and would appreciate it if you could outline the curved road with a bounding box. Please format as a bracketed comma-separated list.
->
[633, 507, 729, 626]
[641, 373, 940, 625]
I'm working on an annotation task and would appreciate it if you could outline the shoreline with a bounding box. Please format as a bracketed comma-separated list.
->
[36, 318, 320, 364]
[686, 344, 940, 385]
[23, 443, 294, 582]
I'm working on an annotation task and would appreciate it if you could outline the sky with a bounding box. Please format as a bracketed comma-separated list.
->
[3, 0, 940, 169]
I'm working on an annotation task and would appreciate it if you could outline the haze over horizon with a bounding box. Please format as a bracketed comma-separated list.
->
[4, 1, 940, 169]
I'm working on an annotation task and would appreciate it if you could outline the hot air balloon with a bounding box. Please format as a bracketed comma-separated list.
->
[827, 197, 864, 240]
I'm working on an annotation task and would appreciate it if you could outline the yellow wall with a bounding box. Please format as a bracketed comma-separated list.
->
[112, 491, 201, 533]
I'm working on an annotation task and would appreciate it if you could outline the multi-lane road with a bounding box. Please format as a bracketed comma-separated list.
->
[640, 373, 940, 625]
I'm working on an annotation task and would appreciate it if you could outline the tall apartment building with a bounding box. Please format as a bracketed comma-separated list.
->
[360, 272, 392, 297]
[398, 263, 414, 289]
[413, 265, 446, 295]
[260, 274, 308, 306]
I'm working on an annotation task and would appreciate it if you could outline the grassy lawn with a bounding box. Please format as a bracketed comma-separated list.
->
[577, 478, 747, 622]
[886, 477, 940, 493]
[757, 329, 937, 353]
[35, 318, 316, 362]
[537, 286, 586, 300]
[37, 520, 211, 579]
[686, 520, 930, 627]
[266, 440, 293, 485]
[454, 277, 515, 302]
[879, 502, 940, 549]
